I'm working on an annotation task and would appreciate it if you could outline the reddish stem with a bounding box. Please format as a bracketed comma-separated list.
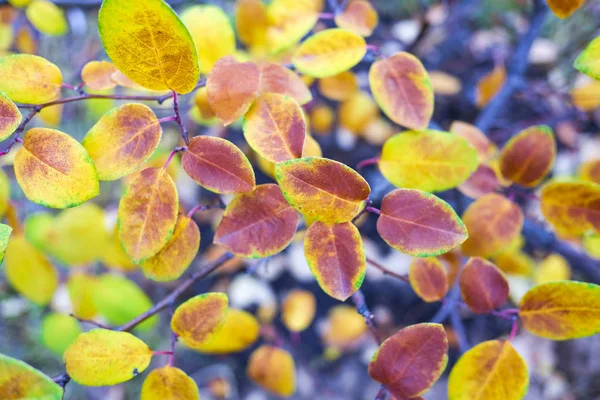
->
[172, 91, 189, 145]
[163, 146, 187, 170]
[366, 206, 381, 215]
[356, 157, 379, 170]
[508, 316, 519, 341]
[158, 115, 177, 123]
[366, 257, 409, 283]
[153, 350, 173, 356]
[319, 12, 335, 19]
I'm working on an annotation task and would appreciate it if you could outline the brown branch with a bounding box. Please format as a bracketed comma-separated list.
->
[366, 257, 410, 283]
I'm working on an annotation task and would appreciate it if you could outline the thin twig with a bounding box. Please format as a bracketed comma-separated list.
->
[69, 313, 112, 330]
[172, 91, 189, 145]
[366, 257, 409, 283]
[351, 290, 382, 344]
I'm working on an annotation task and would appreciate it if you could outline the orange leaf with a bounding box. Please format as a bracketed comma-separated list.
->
[409, 257, 449, 302]
[304, 221, 366, 301]
[369, 323, 448, 399]
[171, 293, 229, 348]
[140, 213, 200, 282]
[247, 345, 296, 397]
[118, 167, 179, 263]
[141, 366, 200, 400]
[207, 56, 260, 126]
[243, 93, 306, 163]
[459, 257, 509, 314]
[259, 63, 312, 105]
[181, 136, 256, 194]
[214, 184, 299, 258]
[476, 65, 506, 107]
[377, 189, 468, 257]
[318, 71, 359, 101]
[369, 52, 433, 130]
[461, 194, 523, 257]
[547, 0, 584, 18]
[520, 281, 600, 340]
[499, 125, 556, 187]
[275, 156, 370, 223]
[334, 0, 378, 37]
[80, 60, 118, 91]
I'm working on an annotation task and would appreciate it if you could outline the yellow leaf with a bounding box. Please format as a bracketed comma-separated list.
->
[281, 289, 316, 332]
[448, 340, 528, 400]
[40, 312, 81, 357]
[189, 309, 260, 354]
[534, 253, 571, 285]
[0, 353, 62, 399]
[67, 273, 98, 319]
[339, 91, 379, 134]
[247, 345, 296, 396]
[583, 232, 600, 258]
[8, 0, 32, 7]
[476, 65, 506, 107]
[181, 5, 236, 74]
[102, 226, 138, 271]
[37, 104, 63, 127]
[26, 0, 68, 36]
[171, 293, 229, 348]
[98, 0, 200, 93]
[92, 274, 158, 331]
[0, 168, 11, 218]
[141, 366, 200, 400]
[322, 305, 367, 347]
[292, 28, 366, 78]
[0, 91, 21, 142]
[334, 0, 378, 37]
[318, 71, 359, 101]
[14, 128, 99, 209]
[64, 329, 153, 386]
[81, 60, 118, 91]
[520, 281, 600, 340]
[5, 235, 57, 305]
[0, 54, 62, 104]
[571, 80, 600, 111]
[266, 0, 322, 54]
[236, 0, 268, 52]
[379, 130, 479, 192]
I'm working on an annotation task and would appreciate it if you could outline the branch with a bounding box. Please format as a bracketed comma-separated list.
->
[366, 257, 410, 283]
[117, 251, 233, 332]
[351, 290, 382, 344]
[475, 0, 549, 132]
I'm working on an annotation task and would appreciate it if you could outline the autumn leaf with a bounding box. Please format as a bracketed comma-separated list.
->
[499, 125, 556, 187]
[26, 0, 68, 36]
[118, 167, 179, 263]
[207, 56, 260, 126]
[80, 60, 118, 90]
[258, 63, 312, 105]
[64, 329, 153, 386]
[243, 93, 306, 163]
[579, 159, 600, 184]
[377, 189, 468, 257]
[476, 65, 506, 107]
[0, 223, 11, 263]
[181, 5, 236, 74]
[0, 54, 62, 104]
[247, 345, 296, 397]
[0, 91, 21, 142]
[520, 281, 600, 340]
[83, 104, 162, 181]
[458, 164, 502, 199]
[547, 0, 585, 19]
[236, 0, 268, 51]
[448, 340, 528, 400]
[215, 184, 298, 258]
[275, 157, 370, 223]
[14, 128, 99, 209]
[281, 290, 317, 332]
[318, 71, 359, 101]
[67, 273, 98, 319]
[0, 353, 62, 399]
[189, 309, 260, 354]
[304, 221, 366, 301]
[540, 180, 600, 236]
[369, 323, 448, 399]
[292, 28, 366, 78]
[335, 0, 379, 37]
[409, 258, 449, 302]
[462, 194, 523, 257]
[141, 366, 200, 400]
[266, 0, 322, 54]
[323, 305, 367, 347]
[449, 121, 497, 162]
[98, 0, 200, 93]
[171, 293, 229, 348]
[369, 52, 433, 130]
[459, 257, 509, 314]
[182, 136, 256, 194]
[378, 130, 479, 192]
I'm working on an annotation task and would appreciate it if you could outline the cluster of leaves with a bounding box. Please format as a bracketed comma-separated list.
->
[0, 0, 599, 399]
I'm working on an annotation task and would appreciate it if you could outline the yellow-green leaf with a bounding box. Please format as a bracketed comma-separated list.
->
[0, 54, 62, 104]
[0, 91, 21, 142]
[379, 130, 479, 192]
[40, 312, 81, 357]
[0, 223, 12, 263]
[141, 366, 200, 400]
[92, 274, 158, 331]
[67, 273, 98, 319]
[292, 28, 366, 78]
[266, 0, 322, 54]
[26, 0, 68, 36]
[575, 36, 600, 81]
[0, 168, 10, 218]
[0, 353, 62, 400]
[520, 281, 600, 340]
[64, 329, 153, 386]
[83, 104, 162, 181]
[14, 128, 100, 209]
[448, 340, 528, 400]
[5, 235, 58, 306]
[171, 293, 229, 348]
[98, 0, 200, 93]
[189, 309, 260, 354]
[181, 5, 236, 74]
